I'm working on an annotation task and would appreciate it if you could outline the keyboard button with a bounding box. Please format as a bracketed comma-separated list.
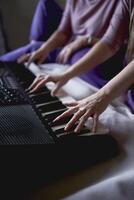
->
[0, 85, 27, 106]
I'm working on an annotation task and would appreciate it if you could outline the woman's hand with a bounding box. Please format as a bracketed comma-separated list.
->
[54, 90, 110, 133]
[27, 72, 70, 96]
[17, 45, 49, 66]
[56, 37, 88, 64]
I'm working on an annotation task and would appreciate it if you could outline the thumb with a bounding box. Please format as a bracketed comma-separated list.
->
[51, 81, 64, 96]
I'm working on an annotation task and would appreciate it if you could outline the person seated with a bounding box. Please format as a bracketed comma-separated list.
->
[45, 0, 134, 133]
[27, 0, 129, 95]
[1, 0, 127, 90]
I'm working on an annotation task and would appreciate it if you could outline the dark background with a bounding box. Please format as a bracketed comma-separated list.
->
[0, 0, 65, 55]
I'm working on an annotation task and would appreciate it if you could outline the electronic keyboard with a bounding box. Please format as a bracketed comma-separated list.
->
[0, 61, 119, 199]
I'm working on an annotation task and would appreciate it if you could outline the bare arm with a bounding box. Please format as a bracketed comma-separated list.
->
[18, 30, 70, 65]
[40, 30, 70, 52]
[28, 41, 118, 95]
[65, 41, 116, 79]
[64, 0, 129, 79]
[100, 59, 134, 101]
[55, 60, 134, 133]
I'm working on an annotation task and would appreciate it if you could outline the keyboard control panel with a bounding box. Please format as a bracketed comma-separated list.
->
[0, 85, 27, 105]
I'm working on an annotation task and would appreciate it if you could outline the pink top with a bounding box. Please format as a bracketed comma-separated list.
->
[58, 0, 130, 53]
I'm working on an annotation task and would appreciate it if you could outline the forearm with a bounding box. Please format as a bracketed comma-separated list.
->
[101, 60, 134, 101]
[40, 30, 70, 52]
[70, 36, 89, 52]
[66, 41, 115, 78]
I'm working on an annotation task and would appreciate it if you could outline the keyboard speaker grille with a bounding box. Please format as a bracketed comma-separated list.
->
[0, 105, 54, 144]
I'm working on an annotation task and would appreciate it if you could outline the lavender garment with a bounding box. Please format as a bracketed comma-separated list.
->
[0, 0, 126, 87]
[58, 0, 129, 52]
[101, 0, 129, 52]
[30, 0, 62, 41]
[57, 0, 128, 87]
[0, 41, 43, 62]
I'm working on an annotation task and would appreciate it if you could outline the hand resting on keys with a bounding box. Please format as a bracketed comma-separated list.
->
[54, 91, 110, 133]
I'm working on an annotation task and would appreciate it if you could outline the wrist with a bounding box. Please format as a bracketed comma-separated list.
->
[40, 42, 52, 53]
[87, 36, 100, 46]
[63, 69, 74, 80]
[73, 36, 89, 49]
[80, 36, 89, 47]
[99, 87, 113, 103]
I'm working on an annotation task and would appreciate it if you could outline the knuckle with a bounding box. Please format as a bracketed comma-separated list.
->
[83, 114, 87, 120]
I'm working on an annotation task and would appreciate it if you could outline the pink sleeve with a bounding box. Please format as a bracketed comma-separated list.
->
[101, 1, 129, 53]
[57, 0, 72, 37]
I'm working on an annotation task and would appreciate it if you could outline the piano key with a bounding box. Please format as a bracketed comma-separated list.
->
[19, 80, 32, 89]
[30, 93, 58, 104]
[37, 100, 66, 113]
[52, 124, 66, 132]
[30, 86, 50, 94]
[42, 108, 67, 122]
[35, 100, 59, 108]
[50, 115, 74, 127]
[29, 90, 50, 98]
[42, 107, 66, 117]
[54, 126, 90, 138]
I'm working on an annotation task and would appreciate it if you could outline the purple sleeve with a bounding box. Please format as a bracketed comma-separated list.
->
[57, 0, 72, 37]
[101, 1, 129, 53]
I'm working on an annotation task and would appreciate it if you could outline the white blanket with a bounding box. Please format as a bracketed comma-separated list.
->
[28, 63, 134, 200]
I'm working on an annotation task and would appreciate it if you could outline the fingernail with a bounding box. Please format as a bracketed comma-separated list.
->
[25, 88, 29, 92]
[64, 126, 68, 131]
[53, 118, 58, 122]
[29, 90, 34, 94]
[74, 128, 80, 133]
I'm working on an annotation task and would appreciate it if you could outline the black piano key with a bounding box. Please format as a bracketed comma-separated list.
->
[29, 90, 50, 99]
[50, 115, 74, 127]
[30, 93, 58, 104]
[53, 127, 67, 136]
[52, 124, 66, 133]
[54, 126, 90, 138]
[34, 86, 50, 94]
[52, 123, 76, 136]
[28, 86, 50, 94]
[77, 129, 91, 136]
[18, 79, 33, 89]
[37, 100, 66, 113]
[43, 108, 67, 122]
[9, 62, 49, 92]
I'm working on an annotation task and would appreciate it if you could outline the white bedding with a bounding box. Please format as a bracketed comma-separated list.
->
[28, 63, 134, 200]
